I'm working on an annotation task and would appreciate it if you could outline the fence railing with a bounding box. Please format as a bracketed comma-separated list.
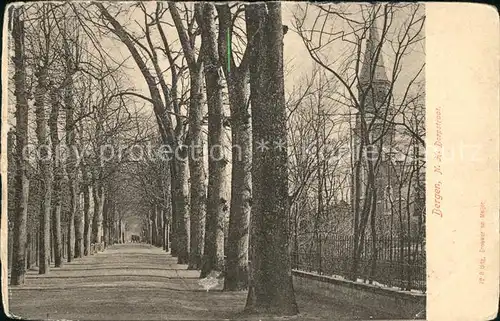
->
[293, 235, 426, 292]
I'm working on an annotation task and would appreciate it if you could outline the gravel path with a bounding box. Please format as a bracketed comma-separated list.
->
[8, 244, 397, 320]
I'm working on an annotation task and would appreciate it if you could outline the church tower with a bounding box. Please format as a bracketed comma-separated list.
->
[356, 12, 393, 146]
[352, 12, 396, 227]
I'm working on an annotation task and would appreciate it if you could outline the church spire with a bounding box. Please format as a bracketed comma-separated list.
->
[359, 9, 389, 86]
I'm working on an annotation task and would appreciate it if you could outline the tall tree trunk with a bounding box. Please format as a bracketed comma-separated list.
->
[110, 197, 115, 245]
[148, 220, 152, 244]
[162, 166, 171, 252]
[82, 175, 91, 255]
[225, 72, 252, 290]
[199, 3, 227, 278]
[156, 205, 163, 247]
[64, 38, 78, 262]
[245, 3, 298, 315]
[111, 204, 117, 245]
[102, 192, 110, 247]
[115, 219, 118, 244]
[145, 217, 150, 244]
[216, 4, 253, 291]
[163, 218, 170, 252]
[160, 208, 165, 249]
[170, 165, 178, 256]
[91, 77, 105, 248]
[92, 181, 104, 244]
[66, 187, 75, 261]
[292, 206, 299, 269]
[74, 190, 84, 257]
[352, 144, 376, 280]
[118, 218, 123, 244]
[10, 8, 30, 285]
[169, 2, 210, 268]
[314, 112, 324, 274]
[49, 88, 63, 267]
[171, 158, 190, 263]
[34, 63, 52, 275]
[152, 207, 157, 246]
[151, 205, 157, 246]
[369, 187, 378, 282]
[188, 73, 206, 269]
[181, 13, 207, 270]
[122, 221, 125, 243]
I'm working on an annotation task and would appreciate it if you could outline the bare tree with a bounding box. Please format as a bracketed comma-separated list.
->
[196, 2, 228, 277]
[48, 85, 64, 266]
[217, 3, 253, 291]
[62, 31, 81, 260]
[168, 3, 209, 270]
[10, 6, 30, 285]
[245, 3, 298, 315]
[31, 4, 55, 274]
[82, 162, 92, 255]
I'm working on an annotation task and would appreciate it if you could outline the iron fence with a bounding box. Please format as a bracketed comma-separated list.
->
[293, 235, 426, 292]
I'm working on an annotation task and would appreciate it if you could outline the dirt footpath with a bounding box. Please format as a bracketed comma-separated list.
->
[8, 244, 396, 320]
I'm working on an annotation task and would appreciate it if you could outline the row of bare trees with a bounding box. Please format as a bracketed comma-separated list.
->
[8, 2, 299, 314]
[7, 1, 425, 315]
[8, 3, 149, 284]
[88, 2, 299, 313]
